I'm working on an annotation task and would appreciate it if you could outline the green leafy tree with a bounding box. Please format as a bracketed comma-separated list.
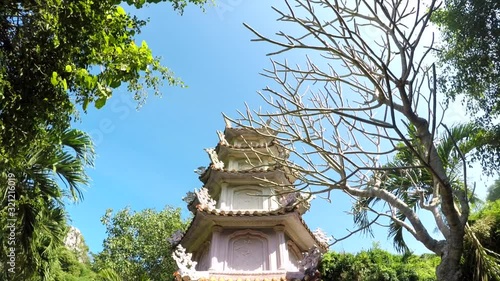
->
[0, 0, 206, 161]
[487, 179, 500, 202]
[432, 0, 500, 173]
[432, 0, 500, 123]
[1, 0, 206, 278]
[52, 245, 100, 281]
[459, 175, 500, 281]
[319, 245, 440, 281]
[33, 225, 120, 281]
[50, 228, 100, 281]
[0, 129, 94, 280]
[93, 206, 189, 281]
[367, 123, 500, 281]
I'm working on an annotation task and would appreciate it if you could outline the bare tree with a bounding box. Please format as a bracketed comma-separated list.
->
[224, 1, 496, 280]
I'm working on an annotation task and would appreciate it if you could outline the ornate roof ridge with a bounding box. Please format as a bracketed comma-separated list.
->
[174, 275, 296, 281]
[195, 206, 291, 216]
[191, 207, 328, 252]
[217, 141, 276, 149]
[210, 165, 279, 173]
[174, 206, 299, 249]
[198, 165, 296, 186]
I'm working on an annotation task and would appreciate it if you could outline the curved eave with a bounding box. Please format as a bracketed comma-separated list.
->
[223, 127, 278, 143]
[180, 207, 327, 254]
[199, 166, 296, 188]
[215, 142, 282, 160]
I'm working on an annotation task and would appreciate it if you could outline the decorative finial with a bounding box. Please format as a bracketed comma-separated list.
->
[278, 192, 314, 211]
[299, 246, 322, 279]
[223, 115, 232, 128]
[193, 166, 206, 175]
[167, 230, 184, 245]
[182, 191, 196, 204]
[195, 188, 216, 210]
[279, 192, 298, 208]
[172, 245, 208, 280]
[312, 228, 331, 246]
[216, 130, 229, 146]
[204, 148, 224, 170]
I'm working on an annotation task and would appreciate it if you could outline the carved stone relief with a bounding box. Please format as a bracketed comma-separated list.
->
[232, 237, 264, 271]
[205, 148, 224, 170]
[227, 230, 269, 271]
[195, 188, 216, 210]
[233, 188, 263, 210]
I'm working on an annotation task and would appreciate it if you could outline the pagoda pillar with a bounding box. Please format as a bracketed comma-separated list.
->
[209, 225, 223, 271]
[274, 225, 288, 270]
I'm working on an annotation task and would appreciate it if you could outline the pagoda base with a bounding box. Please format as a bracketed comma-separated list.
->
[210, 270, 288, 280]
[175, 270, 307, 281]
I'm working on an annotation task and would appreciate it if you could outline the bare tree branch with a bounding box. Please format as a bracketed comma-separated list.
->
[229, 1, 479, 280]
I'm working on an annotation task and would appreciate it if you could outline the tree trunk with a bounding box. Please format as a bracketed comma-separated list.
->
[436, 240, 463, 281]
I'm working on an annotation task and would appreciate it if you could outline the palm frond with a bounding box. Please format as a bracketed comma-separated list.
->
[387, 211, 410, 253]
[61, 129, 95, 166]
[352, 197, 377, 237]
[465, 225, 500, 281]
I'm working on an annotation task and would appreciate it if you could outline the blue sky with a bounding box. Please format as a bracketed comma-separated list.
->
[67, 0, 492, 256]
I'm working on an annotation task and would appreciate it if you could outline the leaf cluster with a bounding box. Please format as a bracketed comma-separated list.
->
[432, 0, 500, 174]
[355, 124, 484, 253]
[92, 206, 189, 281]
[461, 200, 500, 281]
[0, 129, 94, 280]
[486, 178, 500, 202]
[432, 0, 500, 123]
[0, 0, 205, 159]
[319, 245, 440, 281]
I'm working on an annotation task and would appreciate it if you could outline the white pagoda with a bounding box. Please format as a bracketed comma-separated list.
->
[171, 121, 328, 281]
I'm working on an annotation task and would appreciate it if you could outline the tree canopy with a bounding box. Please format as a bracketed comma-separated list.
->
[432, 0, 500, 173]
[0, 0, 206, 159]
[487, 179, 500, 202]
[432, 0, 500, 123]
[356, 124, 485, 254]
[319, 245, 440, 281]
[0, 129, 94, 280]
[92, 206, 189, 281]
[0, 0, 206, 279]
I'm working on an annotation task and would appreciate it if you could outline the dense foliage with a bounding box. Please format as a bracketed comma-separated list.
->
[469, 201, 500, 254]
[0, 0, 206, 160]
[38, 226, 120, 281]
[51, 238, 105, 281]
[0, 0, 206, 279]
[432, 0, 500, 173]
[487, 179, 500, 202]
[372, 124, 500, 280]
[92, 206, 189, 281]
[432, 1, 500, 273]
[0, 129, 94, 280]
[319, 246, 440, 281]
[433, 0, 500, 122]
[460, 185, 500, 281]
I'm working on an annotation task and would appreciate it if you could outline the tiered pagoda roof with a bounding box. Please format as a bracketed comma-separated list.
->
[171, 121, 328, 281]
